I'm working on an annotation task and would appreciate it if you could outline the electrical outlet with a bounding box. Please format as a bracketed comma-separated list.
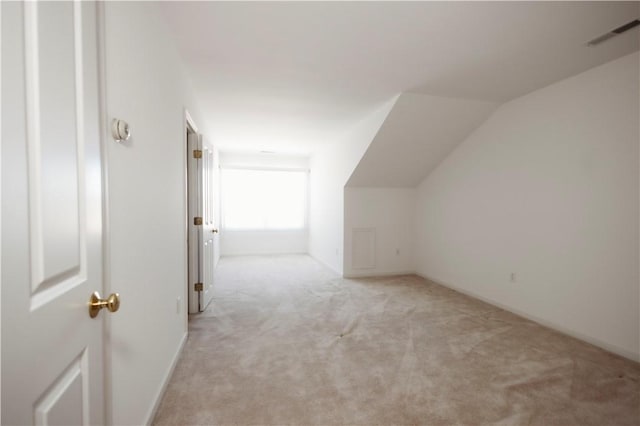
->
[510, 273, 516, 283]
[176, 296, 182, 314]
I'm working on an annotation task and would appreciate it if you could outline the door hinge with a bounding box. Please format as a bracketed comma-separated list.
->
[194, 282, 203, 292]
[194, 217, 203, 226]
[193, 149, 202, 159]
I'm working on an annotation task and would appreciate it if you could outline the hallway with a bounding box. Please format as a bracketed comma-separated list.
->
[153, 256, 639, 425]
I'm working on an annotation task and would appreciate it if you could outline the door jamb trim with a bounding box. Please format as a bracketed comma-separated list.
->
[184, 110, 198, 318]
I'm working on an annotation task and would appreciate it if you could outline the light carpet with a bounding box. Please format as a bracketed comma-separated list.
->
[153, 255, 639, 425]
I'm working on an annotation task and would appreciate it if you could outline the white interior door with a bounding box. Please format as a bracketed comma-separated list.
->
[2, 1, 107, 424]
[201, 137, 218, 310]
[187, 133, 218, 313]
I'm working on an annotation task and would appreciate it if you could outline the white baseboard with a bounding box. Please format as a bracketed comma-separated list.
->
[344, 270, 416, 278]
[307, 252, 342, 276]
[145, 332, 188, 425]
[220, 250, 308, 256]
[416, 272, 640, 363]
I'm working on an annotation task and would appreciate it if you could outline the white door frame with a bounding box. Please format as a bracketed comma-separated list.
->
[184, 110, 198, 317]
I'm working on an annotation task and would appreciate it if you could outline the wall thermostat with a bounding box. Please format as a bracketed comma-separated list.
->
[111, 118, 131, 142]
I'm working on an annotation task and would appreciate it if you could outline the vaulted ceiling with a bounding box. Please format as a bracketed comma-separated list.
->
[347, 93, 499, 187]
[160, 2, 639, 154]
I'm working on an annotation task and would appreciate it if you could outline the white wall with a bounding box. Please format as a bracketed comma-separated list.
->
[220, 230, 308, 256]
[415, 52, 640, 361]
[344, 188, 416, 277]
[308, 98, 397, 274]
[103, 3, 210, 424]
[218, 152, 309, 256]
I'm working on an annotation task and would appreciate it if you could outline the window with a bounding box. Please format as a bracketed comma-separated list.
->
[221, 168, 308, 230]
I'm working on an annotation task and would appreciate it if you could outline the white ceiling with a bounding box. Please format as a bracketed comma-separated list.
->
[160, 1, 639, 154]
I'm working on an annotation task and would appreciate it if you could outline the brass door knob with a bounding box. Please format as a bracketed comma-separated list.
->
[89, 291, 120, 318]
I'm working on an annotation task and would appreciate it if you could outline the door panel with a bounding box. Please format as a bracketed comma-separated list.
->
[25, 0, 87, 310]
[28, 0, 82, 290]
[201, 140, 216, 310]
[187, 134, 217, 313]
[34, 352, 88, 426]
[2, 2, 105, 424]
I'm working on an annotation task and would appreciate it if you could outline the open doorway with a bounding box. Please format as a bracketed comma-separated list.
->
[185, 111, 218, 314]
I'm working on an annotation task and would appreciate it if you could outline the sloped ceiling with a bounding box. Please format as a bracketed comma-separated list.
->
[160, 1, 639, 154]
[347, 94, 498, 187]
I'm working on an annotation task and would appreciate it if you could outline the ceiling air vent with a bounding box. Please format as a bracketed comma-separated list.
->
[587, 19, 640, 46]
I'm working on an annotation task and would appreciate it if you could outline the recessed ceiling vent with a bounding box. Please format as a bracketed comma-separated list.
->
[587, 19, 640, 46]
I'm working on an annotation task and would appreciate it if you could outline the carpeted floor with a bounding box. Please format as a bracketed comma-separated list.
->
[153, 255, 639, 425]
